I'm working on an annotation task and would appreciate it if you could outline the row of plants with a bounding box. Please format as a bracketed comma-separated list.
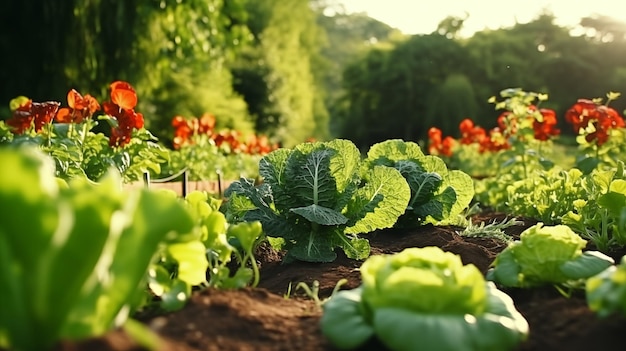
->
[0, 81, 271, 184]
[223, 138, 473, 262]
[164, 113, 279, 181]
[428, 88, 626, 252]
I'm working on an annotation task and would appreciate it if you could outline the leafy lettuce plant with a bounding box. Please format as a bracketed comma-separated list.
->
[0, 147, 195, 351]
[320, 247, 529, 351]
[562, 161, 626, 251]
[147, 191, 264, 312]
[586, 255, 626, 317]
[504, 167, 585, 224]
[224, 139, 410, 262]
[487, 223, 614, 292]
[363, 139, 473, 226]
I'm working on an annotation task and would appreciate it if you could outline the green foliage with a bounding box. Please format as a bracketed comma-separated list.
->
[141, 68, 254, 145]
[147, 191, 264, 312]
[586, 255, 626, 318]
[0, 0, 253, 144]
[224, 139, 410, 262]
[311, 2, 400, 136]
[336, 34, 477, 148]
[3, 118, 169, 184]
[233, 0, 329, 146]
[164, 141, 262, 182]
[363, 139, 474, 226]
[424, 74, 479, 137]
[0, 147, 195, 350]
[321, 247, 529, 351]
[504, 167, 586, 224]
[487, 223, 614, 290]
[562, 162, 626, 251]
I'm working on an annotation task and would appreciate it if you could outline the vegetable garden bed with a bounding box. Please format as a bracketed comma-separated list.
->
[54, 213, 626, 351]
[5, 87, 626, 351]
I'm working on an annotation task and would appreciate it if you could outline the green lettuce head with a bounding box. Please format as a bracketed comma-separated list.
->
[488, 223, 614, 288]
[321, 247, 529, 351]
[361, 247, 486, 316]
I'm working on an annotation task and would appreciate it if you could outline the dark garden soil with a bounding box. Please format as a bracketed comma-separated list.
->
[56, 212, 626, 351]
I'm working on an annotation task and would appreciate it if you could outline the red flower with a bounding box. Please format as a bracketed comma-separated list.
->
[102, 81, 143, 147]
[497, 111, 519, 137]
[428, 127, 454, 156]
[479, 127, 510, 153]
[565, 99, 625, 146]
[55, 89, 101, 123]
[565, 99, 596, 133]
[212, 130, 245, 153]
[198, 113, 216, 135]
[441, 136, 455, 157]
[6, 100, 60, 134]
[109, 81, 137, 111]
[532, 108, 560, 141]
[172, 116, 193, 149]
[458, 118, 487, 145]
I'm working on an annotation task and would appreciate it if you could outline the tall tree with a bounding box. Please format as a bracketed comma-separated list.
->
[233, 0, 329, 146]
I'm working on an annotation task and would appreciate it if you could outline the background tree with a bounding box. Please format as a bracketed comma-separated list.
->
[335, 33, 477, 149]
[424, 74, 478, 137]
[231, 0, 329, 147]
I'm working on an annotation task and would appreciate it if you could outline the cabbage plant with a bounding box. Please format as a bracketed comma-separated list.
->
[224, 139, 410, 262]
[321, 247, 529, 351]
[363, 139, 474, 226]
[487, 223, 614, 289]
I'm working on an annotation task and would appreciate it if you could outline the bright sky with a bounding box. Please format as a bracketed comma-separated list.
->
[339, 0, 625, 37]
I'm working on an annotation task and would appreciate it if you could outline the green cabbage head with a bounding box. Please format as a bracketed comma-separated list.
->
[488, 223, 614, 288]
[321, 247, 529, 351]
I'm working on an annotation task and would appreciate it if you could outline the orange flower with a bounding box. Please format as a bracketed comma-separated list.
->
[102, 81, 143, 147]
[56, 89, 101, 123]
[428, 127, 454, 156]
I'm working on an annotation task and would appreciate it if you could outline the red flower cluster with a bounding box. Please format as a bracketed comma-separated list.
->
[532, 108, 560, 141]
[171, 114, 278, 155]
[458, 118, 510, 153]
[5, 81, 143, 148]
[55, 89, 100, 124]
[102, 81, 144, 147]
[459, 118, 487, 145]
[496, 106, 560, 142]
[172, 113, 216, 149]
[6, 100, 60, 134]
[427, 127, 454, 157]
[565, 99, 625, 146]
